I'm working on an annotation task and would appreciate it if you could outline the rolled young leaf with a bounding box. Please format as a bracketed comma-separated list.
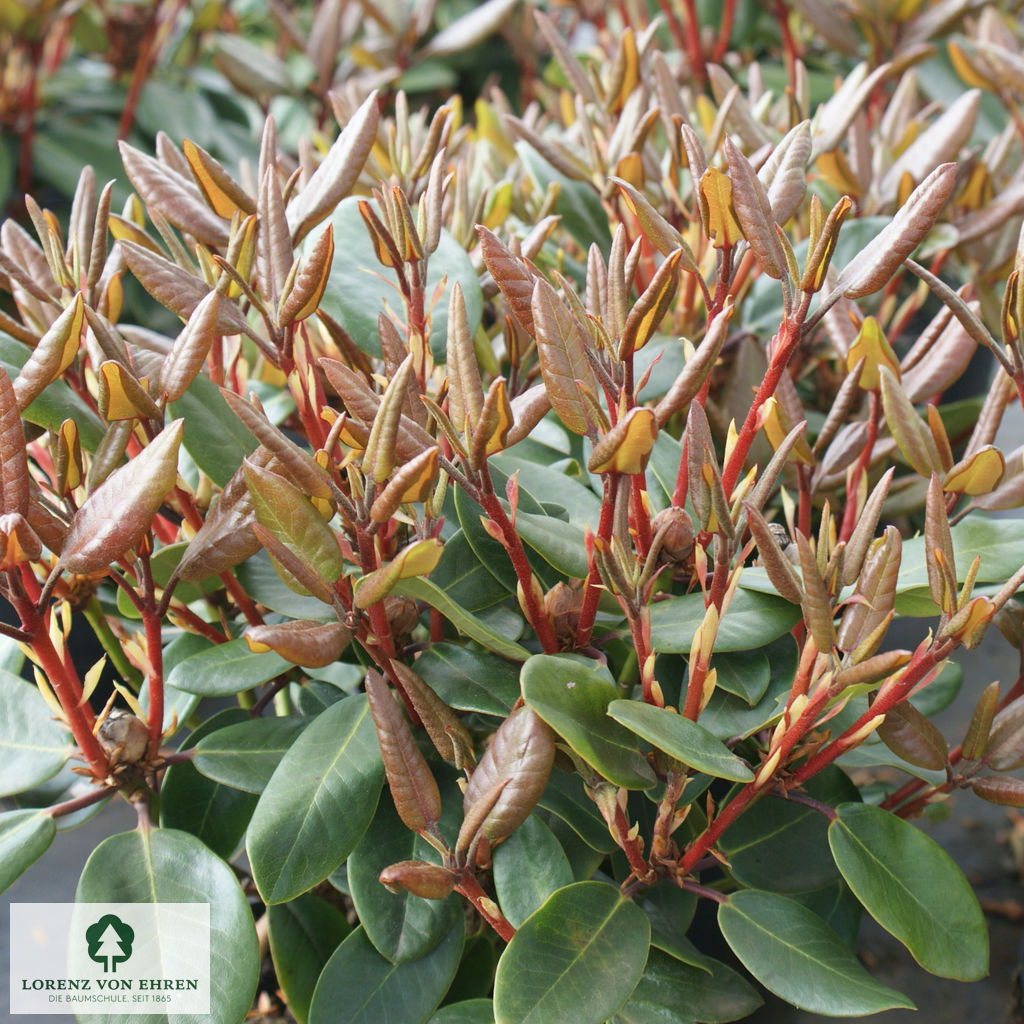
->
[62, 420, 184, 574]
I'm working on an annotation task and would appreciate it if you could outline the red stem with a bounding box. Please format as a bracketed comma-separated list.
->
[576, 475, 618, 649]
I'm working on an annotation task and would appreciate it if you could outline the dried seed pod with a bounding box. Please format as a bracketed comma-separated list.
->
[378, 860, 455, 900]
[877, 701, 948, 771]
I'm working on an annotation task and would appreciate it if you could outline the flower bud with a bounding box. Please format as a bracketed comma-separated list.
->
[98, 708, 149, 766]
[544, 582, 582, 644]
[650, 507, 695, 565]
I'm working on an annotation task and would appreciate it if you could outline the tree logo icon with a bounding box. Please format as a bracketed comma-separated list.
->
[85, 914, 135, 973]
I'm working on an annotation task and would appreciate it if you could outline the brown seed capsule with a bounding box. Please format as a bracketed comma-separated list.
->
[650, 507, 695, 565]
[97, 709, 149, 766]
[544, 582, 583, 643]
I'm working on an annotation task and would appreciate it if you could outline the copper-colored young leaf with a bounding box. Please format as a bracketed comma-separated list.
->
[619, 250, 683, 357]
[0, 367, 28, 517]
[365, 669, 441, 834]
[944, 445, 1005, 496]
[14, 293, 84, 411]
[877, 701, 948, 770]
[745, 505, 803, 604]
[963, 680, 1000, 760]
[257, 160, 292, 307]
[796, 532, 836, 651]
[724, 137, 785, 279]
[655, 301, 733, 427]
[879, 366, 942, 478]
[446, 281, 484, 431]
[879, 91, 980, 202]
[470, 376, 514, 469]
[176, 453, 267, 581]
[369, 447, 441, 522]
[699, 167, 743, 248]
[847, 316, 900, 391]
[505, 384, 552, 448]
[245, 618, 352, 667]
[62, 420, 184, 573]
[612, 178, 695, 265]
[810, 61, 891, 159]
[843, 468, 894, 586]
[588, 407, 658, 476]
[390, 661, 473, 767]
[832, 649, 911, 691]
[252, 522, 337, 604]
[354, 539, 444, 609]
[278, 224, 334, 326]
[902, 307, 978, 404]
[222, 388, 335, 500]
[461, 705, 555, 845]
[320, 358, 436, 463]
[378, 860, 455, 900]
[972, 776, 1024, 807]
[118, 141, 229, 247]
[420, 0, 517, 58]
[759, 120, 811, 225]
[533, 9, 599, 106]
[834, 163, 957, 299]
[362, 355, 416, 484]
[118, 240, 248, 334]
[159, 290, 221, 402]
[97, 360, 162, 421]
[182, 138, 256, 219]
[925, 473, 957, 613]
[478, 226, 536, 337]
[837, 526, 901, 654]
[531, 278, 600, 436]
[244, 458, 343, 587]
[287, 91, 380, 241]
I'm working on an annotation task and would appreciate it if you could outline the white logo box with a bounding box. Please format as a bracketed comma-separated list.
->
[9, 903, 210, 1015]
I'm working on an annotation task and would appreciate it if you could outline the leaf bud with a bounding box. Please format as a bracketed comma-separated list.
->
[378, 860, 455, 900]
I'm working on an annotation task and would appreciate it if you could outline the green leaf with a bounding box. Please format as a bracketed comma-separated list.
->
[393, 576, 530, 660]
[711, 649, 771, 705]
[493, 814, 574, 928]
[828, 802, 988, 979]
[0, 671, 71, 797]
[898, 516, 1024, 594]
[76, 828, 259, 1024]
[649, 588, 801, 653]
[318, 196, 482, 361]
[236, 550, 333, 618]
[160, 709, 257, 860]
[430, 530, 509, 612]
[348, 790, 461, 963]
[194, 715, 311, 793]
[429, 1000, 495, 1024]
[309, 920, 464, 1024]
[718, 889, 915, 1015]
[493, 881, 650, 1024]
[166, 636, 291, 696]
[513, 509, 589, 579]
[0, 808, 56, 893]
[413, 642, 520, 715]
[248, 694, 384, 904]
[637, 883, 699, 966]
[268, 894, 351, 1024]
[245, 460, 344, 588]
[169, 370, 257, 486]
[521, 655, 656, 789]
[611, 947, 762, 1024]
[607, 701, 754, 782]
[719, 768, 859, 893]
[535, 769, 618, 854]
